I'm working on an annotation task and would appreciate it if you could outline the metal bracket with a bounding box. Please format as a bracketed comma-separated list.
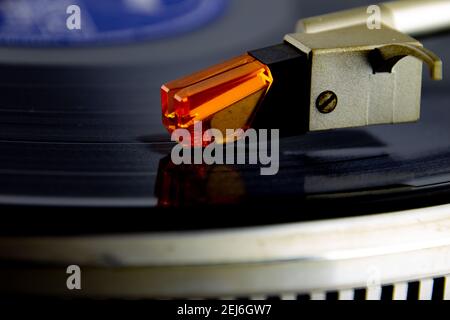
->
[370, 43, 443, 80]
[284, 24, 443, 131]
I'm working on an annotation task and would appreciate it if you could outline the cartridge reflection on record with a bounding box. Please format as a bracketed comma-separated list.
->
[155, 156, 246, 207]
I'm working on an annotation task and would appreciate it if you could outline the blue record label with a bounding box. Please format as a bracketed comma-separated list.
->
[0, 0, 227, 46]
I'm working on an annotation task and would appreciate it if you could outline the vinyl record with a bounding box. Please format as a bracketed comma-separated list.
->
[0, 0, 449, 232]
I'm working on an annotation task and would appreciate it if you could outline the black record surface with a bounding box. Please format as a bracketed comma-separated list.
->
[0, 0, 450, 234]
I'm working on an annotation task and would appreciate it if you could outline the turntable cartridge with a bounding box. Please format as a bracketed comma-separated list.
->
[161, 0, 450, 143]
